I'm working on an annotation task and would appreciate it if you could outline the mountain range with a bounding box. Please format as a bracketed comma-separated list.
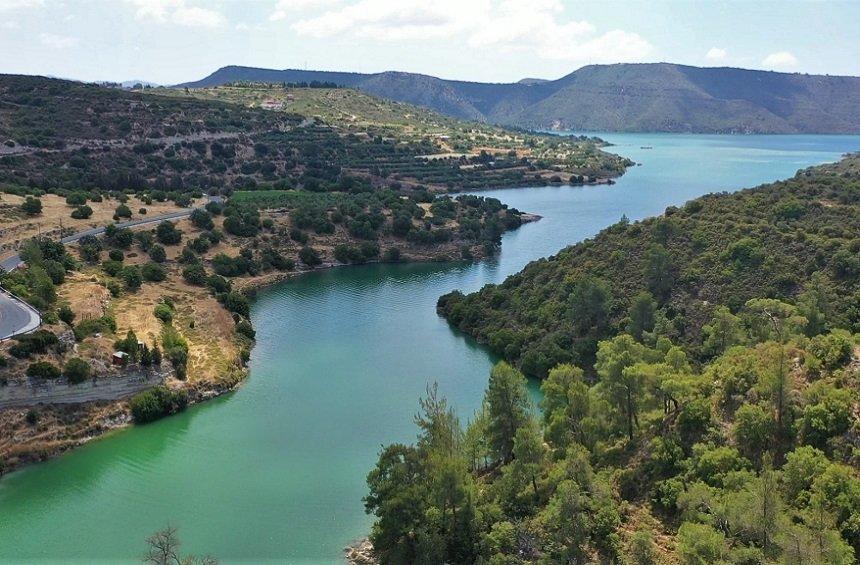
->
[180, 63, 860, 134]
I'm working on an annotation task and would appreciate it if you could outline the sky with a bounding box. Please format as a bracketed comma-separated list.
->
[2, 0, 859, 85]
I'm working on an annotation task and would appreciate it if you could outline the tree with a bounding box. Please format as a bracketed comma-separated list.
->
[21, 196, 42, 216]
[626, 291, 657, 342]
[149, 244, 167, 263]
[511, 419, 545, 500]
[115, 203, 132, 218]
[121, 265, 142, 290]
[797, 273, 836, 336]
[733, 403, 775, 461]
[63, 357, 91, 384]
[644, 243, 674, 299]
[143, 525, 217, 565]
[58, 304, 76, 325]
[156, 221, 182, 245]
[298, 246, 322, 267]
[702, 306, 745, 356]
[485, 362, 531, 463]
[595, 335, 652, 441]
[540, 363, 594, 448]
[628, 530, 657, 565]
[568, 276, 612, 332]
[189, 208, 214, 230]
[676, 522, 726, 564]
[364, 443, 429, 563]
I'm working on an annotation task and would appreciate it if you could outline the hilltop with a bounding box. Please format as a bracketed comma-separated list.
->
[182, 63, 860, 134]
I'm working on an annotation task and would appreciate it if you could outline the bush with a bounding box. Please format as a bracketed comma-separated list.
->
[73, 315, 116, 340]
[223, 292, 250, 317]
[21, 196, 42, 216]
[129, 386, 188, 424]
[64, 357, 92, 384]
[58, 304, 76, 325]
[156, 221, 182, 245]
[182, 263, 208, 285]
[149, 244, 167, 263]
[71, 205, 93, 219]
[26, 361, 61, 379]
[299, 246, 322, 267]
[115, 204, 132, 218]
[236, 319, 256, 340]
[141, 262, 166, 282]
[121, 265, 142, 289]
[153, 303, 173, 323]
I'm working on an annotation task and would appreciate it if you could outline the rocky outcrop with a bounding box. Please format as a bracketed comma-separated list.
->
[0, 367, 169, 410]
[344, 539, 377, 564]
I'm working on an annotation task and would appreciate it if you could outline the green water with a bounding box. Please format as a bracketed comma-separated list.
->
[1, 134, 858, 564]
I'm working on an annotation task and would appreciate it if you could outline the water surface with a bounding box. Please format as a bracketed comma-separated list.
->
[1, 134, 858, 563]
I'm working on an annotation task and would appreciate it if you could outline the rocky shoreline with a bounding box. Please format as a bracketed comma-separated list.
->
[344, 539, 377, 564]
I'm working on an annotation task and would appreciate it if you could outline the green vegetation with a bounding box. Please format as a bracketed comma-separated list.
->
[439, 156, 860, 378]
[366, 157, 860, 563]
[129, 386, 188, 424]
[0, 75, 628, 200]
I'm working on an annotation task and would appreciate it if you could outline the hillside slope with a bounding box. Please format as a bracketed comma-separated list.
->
[438, 155, 860, 377]
[181, 63, 860, 133]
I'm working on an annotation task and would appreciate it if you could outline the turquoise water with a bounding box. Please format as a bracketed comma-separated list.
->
[0, 134, 858, 563]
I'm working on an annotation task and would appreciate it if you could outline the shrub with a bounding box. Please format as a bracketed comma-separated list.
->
[73, 315, 117, 340]
[121, 265, 142, 289]
[64, 357, 92, 384]
[129, 386, 188, 423]
[141, 262, 166, 282]
[156, 221, 182, 245]
[21, 196, 42, 216]
[70, 205, 93, 219]
[235, 319, 256, 340]
[115, 204, 132, 218]
[58, 304, 76, 325]
[299, 246, 322, 267]
[26, 361, 61, 379]
[153, 303, 173, 323]
[182, 263, 208, 285]
[149, 244, 167, 263]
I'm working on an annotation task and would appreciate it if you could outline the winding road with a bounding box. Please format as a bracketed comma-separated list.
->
[0, 201, 217, 341]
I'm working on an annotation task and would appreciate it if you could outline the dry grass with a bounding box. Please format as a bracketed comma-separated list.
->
[0, 193, 202, 261]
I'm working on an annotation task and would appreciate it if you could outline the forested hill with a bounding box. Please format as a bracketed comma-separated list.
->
[364, 156, 860, 565]
[438, 155, 860, 378]
[181, 63, 860, 133]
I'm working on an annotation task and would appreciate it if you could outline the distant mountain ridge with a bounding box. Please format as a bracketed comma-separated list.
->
[179, 63, 860, 134]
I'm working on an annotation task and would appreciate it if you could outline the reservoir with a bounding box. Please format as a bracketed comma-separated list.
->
[0, 134, 858, 563]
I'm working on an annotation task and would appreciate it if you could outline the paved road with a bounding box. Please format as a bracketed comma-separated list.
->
[0, 199, 219, 340]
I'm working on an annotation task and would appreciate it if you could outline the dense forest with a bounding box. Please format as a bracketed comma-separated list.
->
[364, 157, 860, 563]
[439, 156, 860, 378]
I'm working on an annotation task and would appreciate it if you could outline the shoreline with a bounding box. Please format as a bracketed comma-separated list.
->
[0, 211, 544, 478]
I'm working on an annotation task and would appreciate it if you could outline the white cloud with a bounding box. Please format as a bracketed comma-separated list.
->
[172, 5, 225, 27]
[289, 0, 653, 64]
[762, 51, 797, 70]
[270, 0, 340, 22]
[39, 32, 78, 48]
[126, 0, 225, 28]
[0, 0, 43, 11]
[705, 47, 726, 61]
[1, 20, 21, 28]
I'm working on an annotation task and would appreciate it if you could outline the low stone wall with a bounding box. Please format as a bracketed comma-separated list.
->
[0, 369, 168, 409]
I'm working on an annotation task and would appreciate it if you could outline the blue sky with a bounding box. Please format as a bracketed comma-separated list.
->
[2, 0, 858, 84]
